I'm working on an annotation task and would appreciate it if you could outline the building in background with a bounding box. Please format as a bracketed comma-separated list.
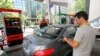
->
[13, 0, 25, 11]
[25, 0, 46, 19]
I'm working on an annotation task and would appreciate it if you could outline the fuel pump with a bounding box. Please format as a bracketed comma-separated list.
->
[0, 8, 23, 47]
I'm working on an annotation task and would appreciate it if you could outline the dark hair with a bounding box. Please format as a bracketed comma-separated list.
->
[74, 11, 88, 20]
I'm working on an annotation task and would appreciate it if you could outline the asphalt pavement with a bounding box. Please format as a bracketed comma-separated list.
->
[91, 39, 100, 56]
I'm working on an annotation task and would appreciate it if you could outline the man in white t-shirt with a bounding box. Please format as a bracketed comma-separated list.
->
[63, 11, 96, 56]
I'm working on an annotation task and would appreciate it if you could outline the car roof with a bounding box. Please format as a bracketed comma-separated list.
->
[52, 24, 75, 28]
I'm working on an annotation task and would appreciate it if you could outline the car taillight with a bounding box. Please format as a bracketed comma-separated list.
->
[33, 48, 54, 56]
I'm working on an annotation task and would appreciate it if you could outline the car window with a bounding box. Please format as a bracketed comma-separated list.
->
[33, 26, 61, 39]
[0, 29, 4, 40]
[33, 27, 42, 36]
[33, 27, 47, 36]
[0, 22, 3, 30]
[63, 26, 76, 38]
[44, 26, 61, 39]
[0, 21, 3, 40]
[0, 30, 2, 39]
[46, 27, 60, 35]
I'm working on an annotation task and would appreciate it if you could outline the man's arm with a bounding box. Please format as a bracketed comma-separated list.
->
[63, 37, 80, 48]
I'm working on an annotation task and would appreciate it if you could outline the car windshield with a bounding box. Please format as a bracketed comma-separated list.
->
[63, 26, 76, 39]
[33, 26, 61, 39]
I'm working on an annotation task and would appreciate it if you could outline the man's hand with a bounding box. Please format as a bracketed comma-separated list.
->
[63, 37, 71, 42]
[63, 37, 68, 42]
[63, 37, 80, 48]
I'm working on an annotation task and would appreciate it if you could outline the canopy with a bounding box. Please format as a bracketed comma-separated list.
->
[34, 0, 68, 7]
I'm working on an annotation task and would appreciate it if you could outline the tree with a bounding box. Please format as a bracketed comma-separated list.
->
[0, 0, 13, 9]
[75, 0, 86, 12]
[0, 0, 14, 20]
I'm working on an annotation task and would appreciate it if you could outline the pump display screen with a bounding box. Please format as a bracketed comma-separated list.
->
[4, 17, 22, 35]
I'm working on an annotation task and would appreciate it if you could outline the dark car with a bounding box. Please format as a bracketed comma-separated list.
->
[23, 24, 77, 56]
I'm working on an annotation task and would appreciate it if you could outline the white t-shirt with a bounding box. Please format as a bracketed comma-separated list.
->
[73, 25, 96, 56]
